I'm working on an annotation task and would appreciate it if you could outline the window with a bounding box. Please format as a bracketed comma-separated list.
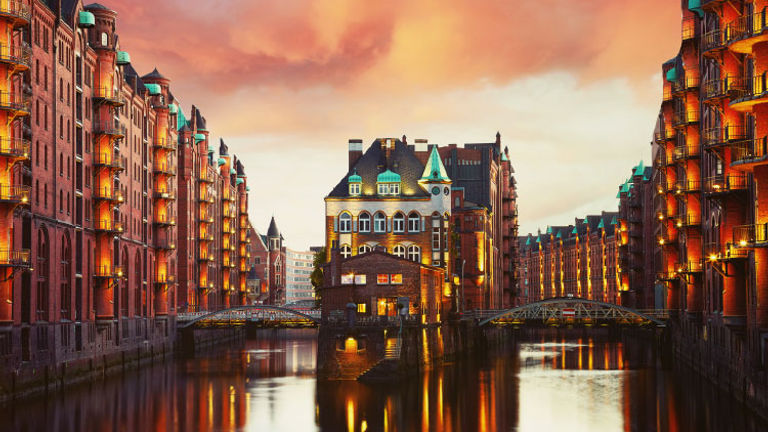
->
[338, 212, 351, 232]
[408, 246, 421, 262]
[101, 32, 108, 47]
[408, 212, 420, 232]
[390, 274, 403, 284]
[393, 245, 406, 258]
[357, 303, 366, 313]
[358, 212, 370, 232]
[432, 216, 441, 250]
[377, 274, 389, 284]
[377, 183, 400, 195]
[340, 244, 351, 258]
[358, 244, 372, 255]
[374, 212, 386, 233]
[349, 183, 360, 196]
[393, 212, 405, 233]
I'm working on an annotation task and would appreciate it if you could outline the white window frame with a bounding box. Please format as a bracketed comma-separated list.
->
[407, 246, 421, 263]
[349, 183, 360, 196]
[358, 244, 372, 254]
[340, 244, 351, 258]
[393, 213, 405, 233]
[374, 212, 386, 233]
[408, 212, 420, 232]
[339, 212, 352, 232]
[359, 213, 371, 232]
[393, 245, 406, 258]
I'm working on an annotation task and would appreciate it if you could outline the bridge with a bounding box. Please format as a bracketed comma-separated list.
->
[475, 297, 668, 327]
[177, 305, 320, 328]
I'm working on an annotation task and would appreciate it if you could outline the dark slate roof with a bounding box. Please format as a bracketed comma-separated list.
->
[236, 160, 245, 176]
[193, 106, 207, 130]
[123, 64, 147, 96]
[327, 138, 430, 198]
[85, 3, 114, 11]
[267, 217, 280, 237]
[142, 68, 167, 80]
[219, 139, 229, 156]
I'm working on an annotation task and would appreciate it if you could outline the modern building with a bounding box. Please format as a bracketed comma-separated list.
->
[285, 248, 315, 303]
[518, 212, 620, 305]
[413, 134, 518, 309]
[0, 1, 253, 384]
[650, 0, 768, 385]
[324, 137, 453, 312]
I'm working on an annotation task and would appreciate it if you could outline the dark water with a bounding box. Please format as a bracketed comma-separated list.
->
[1, 328, 766, 432]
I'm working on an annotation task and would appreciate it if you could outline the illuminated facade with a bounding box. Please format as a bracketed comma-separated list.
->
[518, 213, 620, 305]
[0, 1, 252, 380]
[650, 0, 768, 382]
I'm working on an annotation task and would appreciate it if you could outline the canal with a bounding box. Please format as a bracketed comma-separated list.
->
[1, 328, 766, 431]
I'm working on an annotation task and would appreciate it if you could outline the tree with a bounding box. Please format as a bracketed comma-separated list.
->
[311, 247, 327, 307]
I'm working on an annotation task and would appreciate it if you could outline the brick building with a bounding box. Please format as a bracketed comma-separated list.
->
[324, 137, 453, 306]
[264, 216, 286, 305]
[321, 249, 446, 324]
[0, 1, 252, 378]
[518, 212, 620, 305]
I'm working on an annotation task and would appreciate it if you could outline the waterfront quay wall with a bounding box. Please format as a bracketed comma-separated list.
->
[669, 318, 768, 420]
[0, 317, 176, 403]
[317, 319, 480, 380]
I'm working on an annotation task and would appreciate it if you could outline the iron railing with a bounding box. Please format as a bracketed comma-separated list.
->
[0, 249, 30, 266]
[0, 137, 29, 158]
[733, 224, 768, 247]
[702, 125, 747, 148]
[731, 137, 768, 165]
[704, 174, 748, 194]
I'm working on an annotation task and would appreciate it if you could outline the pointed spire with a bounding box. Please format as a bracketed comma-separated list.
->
[267, 217, 280, 237]
[420, 146, 451, 182]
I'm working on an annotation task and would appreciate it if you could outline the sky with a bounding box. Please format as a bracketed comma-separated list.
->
[103, 0, 681, 250]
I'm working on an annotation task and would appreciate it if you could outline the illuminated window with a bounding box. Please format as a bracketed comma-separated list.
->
[393, 245, 406, 258]
[377, 183, 400, 195]
[357, 303, 367, 313]
[341, 274, 354, 285]
[393, 212, 405, 233]
[340, 244, 351, 258]
[377, 274, 389, 284]
[359, 212, 371, 232]
[339, 212, 352, 232]
[349, 183, 360, 196]
[408, 212, 420, 232]
[354, 274, 366, 284]
[390, 274, 403, 284]
[408, 245, 421, 262]
[358, 244, 372, 254]
[374, 212, 386, 233]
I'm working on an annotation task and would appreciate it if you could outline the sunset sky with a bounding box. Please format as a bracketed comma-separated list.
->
[104, 0, 681, 250]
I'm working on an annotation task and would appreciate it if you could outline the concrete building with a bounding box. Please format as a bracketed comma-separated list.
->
[285, 248, 315, 304]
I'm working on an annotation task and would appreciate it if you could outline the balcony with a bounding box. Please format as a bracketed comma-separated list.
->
[152, 161, 176, 176]
[199, 212, 214, 224]
[94, 219, 124, 234]
[654, 128, 675, 143]
[678, 260, 703, 274]
[93, 152, 125, 171]
[0, 137, 29, 158]
[729, 74, 768, 111]
[672, 213, 701, 229]
[702, 125, 747, 149]
[198, 232, 215, 242]
[199, 167, 216, 183]
[92, 118, 124, 137]
[198, 251, 216, 262]
[675, 179, 701, 194]
[0, 184, 29, 204]
[727, 11, 768, 54]
[704, 242, 748, 261]
[153, 189, 175, 200]
[702, 29, 726, 55]
[682, 17, 696, 41]
[0, 1, 30, 25]
[673, 110, 699, 128]
[671, 76, 700, 95]
[0, 42, 29, 71]
[94, 265, 125, 279]
[673, 144, 700, 161]
[153, 138, 176, 151]
[153, 214, 176, 226]
[658, 224, 677, 246]
[703, 174, 748, 195]
[0, 90, 28, 116]
[92, 87, 125, 106]
[733, 224, 768, 248]
[154, 273, 176, 285]
[731, 137, 768, 169]
[93, 187, 123, 203]
[0, 249, 30, 267]
[657, 271, 679, 282]
[198, 192, 215, 203]
[702, 77, 746, 102]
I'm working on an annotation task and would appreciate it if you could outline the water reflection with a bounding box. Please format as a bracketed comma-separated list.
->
[1, 329, 766, 431]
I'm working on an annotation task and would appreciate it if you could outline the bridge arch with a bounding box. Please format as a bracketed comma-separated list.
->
[179, 305, 319, 328]
[477, 297, 665, 327]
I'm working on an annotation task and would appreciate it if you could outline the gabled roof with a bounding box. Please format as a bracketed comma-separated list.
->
[142, 68, 167, 80]
[420, 146, 451, 182]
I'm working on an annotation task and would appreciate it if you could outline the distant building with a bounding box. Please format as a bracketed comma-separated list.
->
[286, 249, 316, 303]
[265, 217, 287, 305]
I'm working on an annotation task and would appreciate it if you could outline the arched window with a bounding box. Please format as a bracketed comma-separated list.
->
[36, 227, 49, 321]
[339, 212, 352, 232]
[393, 212, 405, 233]
[358, 212, 371, 232]
[340, 244, 352, 259]
[408, 212, 420, 232]
[393, 245, 406, 258]
[60, 233, 71, 320]
[358, 244, 372, 255]
[135, 252, 142, 317]
[374, 212, 386, 233]
[408, 245, 421, 263]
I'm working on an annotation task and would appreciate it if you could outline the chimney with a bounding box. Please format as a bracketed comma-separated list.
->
[415, 138, 428, 152]
[348, 139, 363, 170]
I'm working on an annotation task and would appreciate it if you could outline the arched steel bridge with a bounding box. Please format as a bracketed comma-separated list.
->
[476, 297, 667, 327]
[178, 305, 320, 328]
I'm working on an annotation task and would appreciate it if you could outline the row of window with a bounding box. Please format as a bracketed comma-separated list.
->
[338, 211, 444, 233]
[339, 244, 421, 261]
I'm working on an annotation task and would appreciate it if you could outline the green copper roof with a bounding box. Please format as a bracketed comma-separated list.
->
[236, 178, 244, 185]
[348, 169, 362, 183]
[168, 104, 178, 114]
[208, 144, 215, 153]
[633, 160, 645, 177]
[556, 231, 563, 239]
[611, 216, 618, 225]
[78, 11, 95, 28]
[665, 67, 677, 83]
[420, 146, 450, 182]
[176, 106, 187, 130]
[535, 235, 541, 243]
[217, 158, 226, 166]
[572, 226, 578, 234]
[377, 169, 401, 183]
[688, 0, 703, 17]
[230, 167, 236, 175]
[525, 237, 531, 246]
[194, 133, 206, 142]
[597, 219, 605, 229]
[546, 226, 552, 234]
[116, 51, 130, 66]
[144, 83, 161, 95]
[246, 186, 250, 192]
[501, 152, 509, 162]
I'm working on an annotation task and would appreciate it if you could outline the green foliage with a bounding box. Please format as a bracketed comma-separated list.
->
[311, 247, 327, 306]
